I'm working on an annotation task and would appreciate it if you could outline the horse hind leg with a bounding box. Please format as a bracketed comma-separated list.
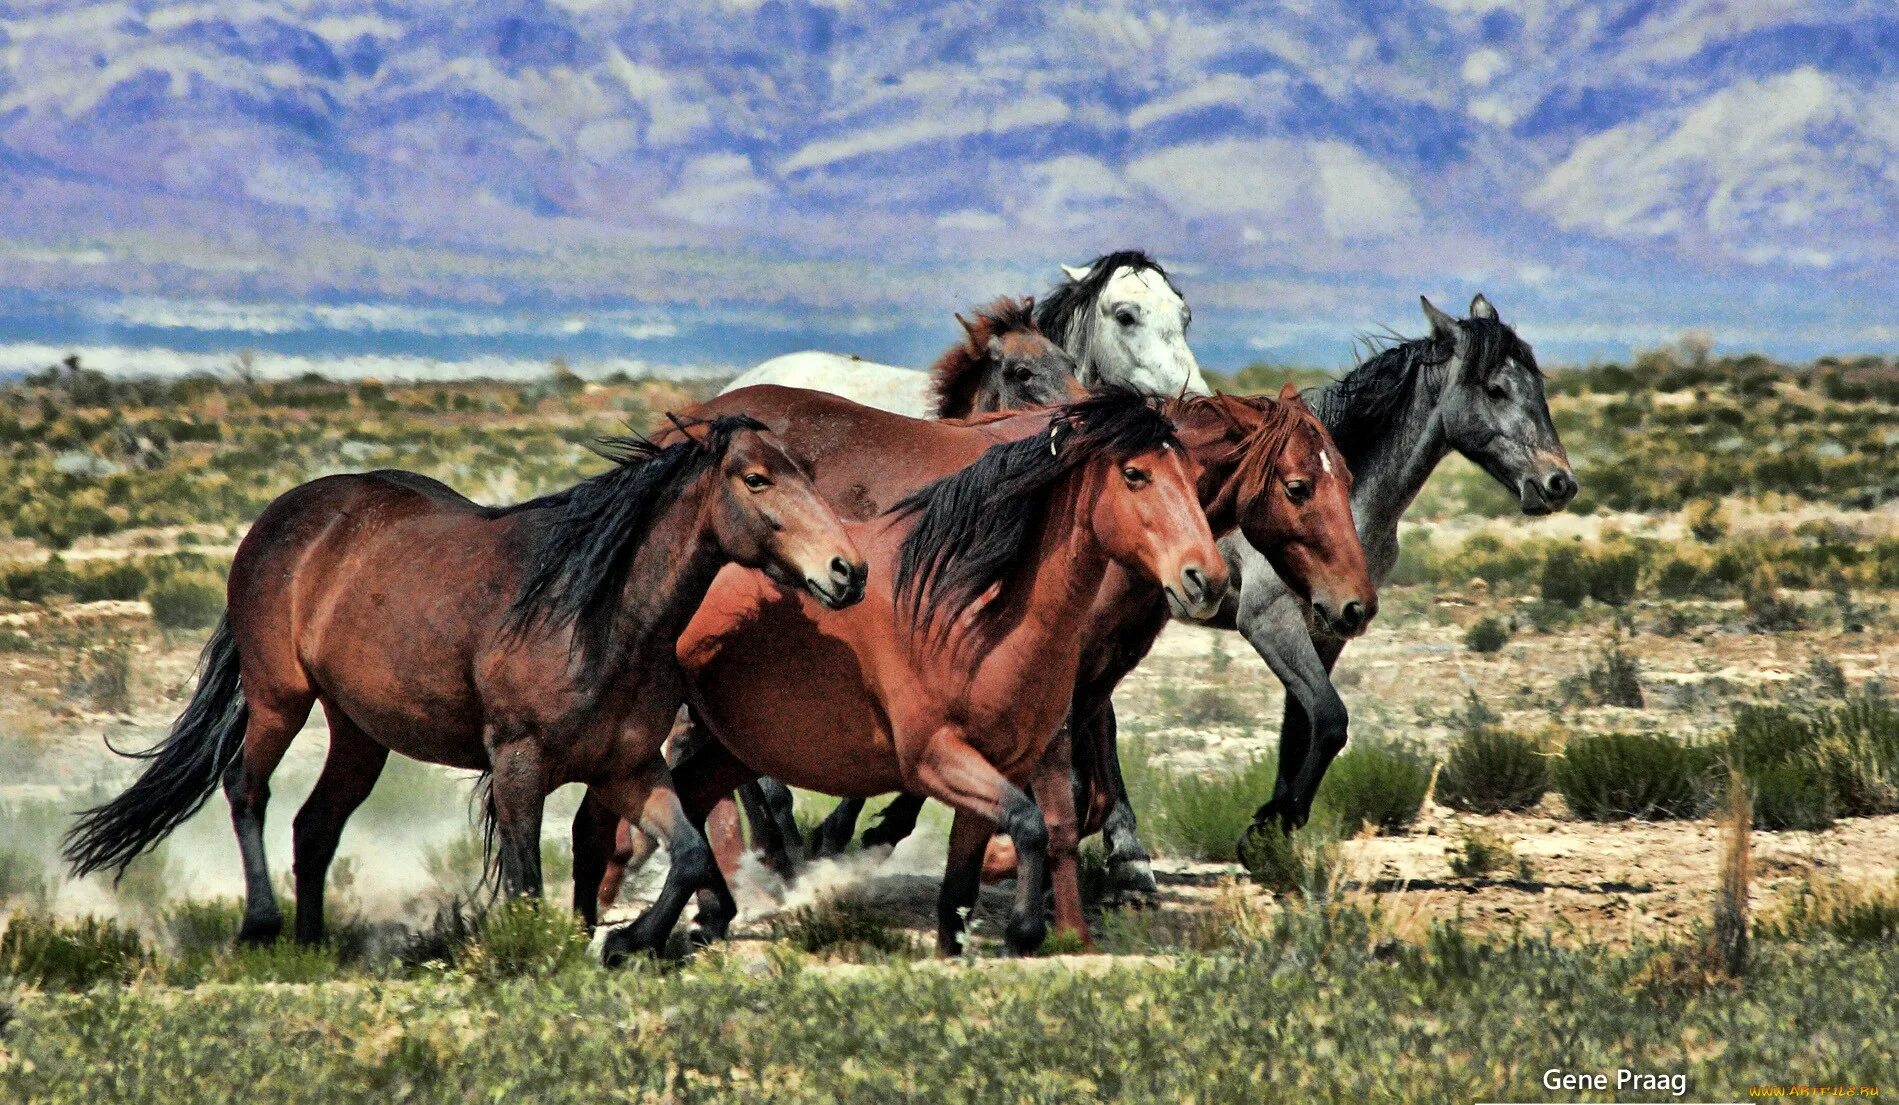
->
[290, 704, 388, 945]
[484, 735, 547, 900]
[224, 687, 317, 944]
[807, 795, 864, 858]
[737, 779, 803, 879]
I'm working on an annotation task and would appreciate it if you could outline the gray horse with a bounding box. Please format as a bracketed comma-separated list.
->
[834, 293, 1575, 895]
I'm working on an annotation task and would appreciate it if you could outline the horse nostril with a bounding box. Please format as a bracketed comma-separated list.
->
[1183, 566, 1208, 599]
[1545, 470, 1576, 502]
[829, 557, 853, 584]
[1340, 601, 1365, 631]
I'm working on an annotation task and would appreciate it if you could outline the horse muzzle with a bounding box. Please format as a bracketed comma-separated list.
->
[804, 556, 868, 610]
[1310, 593, 1376, 639]
[1165, 563, 1227, 621]
[1517, 466, 1577, 516]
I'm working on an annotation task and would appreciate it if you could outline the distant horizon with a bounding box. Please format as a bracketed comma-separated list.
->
[2, 288, 1893, 388]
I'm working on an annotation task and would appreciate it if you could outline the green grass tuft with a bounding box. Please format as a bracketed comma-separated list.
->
[1554, 732, 1715, 821]
[0, 914, 147, 991]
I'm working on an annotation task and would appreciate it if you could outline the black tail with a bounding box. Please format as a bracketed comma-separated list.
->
[64, 615, 248, 878]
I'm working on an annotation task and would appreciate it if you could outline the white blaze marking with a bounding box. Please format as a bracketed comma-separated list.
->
[1319, 450, 1333, 476]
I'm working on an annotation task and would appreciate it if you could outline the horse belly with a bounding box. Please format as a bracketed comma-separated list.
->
[298, 531, 496, 769]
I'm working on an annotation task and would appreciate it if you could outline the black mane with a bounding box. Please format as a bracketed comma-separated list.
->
[500, 414, 765, 673]
[1034, 250, 1179, 378]
[891, 389, 1178, 636]
[1313, 315, 1536, 461]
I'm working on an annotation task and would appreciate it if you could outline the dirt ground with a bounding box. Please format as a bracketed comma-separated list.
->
[7, 581, 1897, 952]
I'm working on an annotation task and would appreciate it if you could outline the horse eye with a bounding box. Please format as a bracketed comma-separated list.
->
[1122, 466, 1149, 486]
[1285, 479, 1313, 504]
[1114, 309, 1138, 327]
[1007, 365, 1033, 383]
[742, 472, 772, 490]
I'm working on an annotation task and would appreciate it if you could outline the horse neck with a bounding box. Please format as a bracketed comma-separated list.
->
[1313, 368, 1450, 551]
[604, 475, 729, 677]
[947, 473, 1108, 687]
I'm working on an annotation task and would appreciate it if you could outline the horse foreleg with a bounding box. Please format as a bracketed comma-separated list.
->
[1239, 591, 1348, 834]
[735, 781, 800, 879]
[571, 791, 633, 927]
[862, 793, 926, 850]
[1074, 693, 1158, 899]
[1030, 725, 1093, 951]
[225, 689, 316, 944]
[290, 706, 387, 945]
[674, 738, 760, 947]
[936, 809, 995, 957]
[486, 738, 546, 900]
[597, 761, 710, 964]
[808, 796, 865, 858]
[909, 729, 1047, 956]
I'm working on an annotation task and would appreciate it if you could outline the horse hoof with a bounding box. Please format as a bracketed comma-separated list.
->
[600, 924, 648, 967]
[1109, 858, 1162, 911]
[236, 914, 284, 946]
[1004, 914, 1046, 956]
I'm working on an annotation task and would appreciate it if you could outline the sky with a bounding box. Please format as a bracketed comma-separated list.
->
[0, 0, 1896, 378]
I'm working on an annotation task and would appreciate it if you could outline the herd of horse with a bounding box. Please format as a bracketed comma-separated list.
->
[63, 251, 1577, 959]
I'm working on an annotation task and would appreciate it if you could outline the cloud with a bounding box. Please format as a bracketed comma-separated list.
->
[780, 94, 1071, 173]
[1531, 67, 1898, 264]
[1126, 138, 1419, 240]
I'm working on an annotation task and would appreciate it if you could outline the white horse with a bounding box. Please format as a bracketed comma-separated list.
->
[722, 251, 1210, 415]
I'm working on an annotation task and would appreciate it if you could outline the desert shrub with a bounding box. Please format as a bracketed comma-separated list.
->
[1318, 743, 1432, 834]
[162, 897, 247, 956]
[0, 849, 52, 909]
[1123, 734, 1280, 862]
[1653, 556, 1701, 599]
[149, 571, 225, 630]
[1539, 544, 1588, 608]
[1238, 819, 1342, 897]
[1761, 875, 1899, 943]
[768, 896, 914, 959]
[162, 941, 343, 987]
[1581, 643, 1644, 708]
[1447, 827, 1522, 880]
[1584, 548, 1641, 606]
[460, 898, 589, 980]
[1438, 726, 1550, 814]
[1462, 616, 1509, 653]
[1554, 732, 1715, 821]
[1742, 568, 1807, 632]
[1730, 693, 1899, 823]
[1683, 499, 1728, 542]
[0, 914, 146, 990]
[64, 640, 133, 713]
[1165, 685, 1251, 728]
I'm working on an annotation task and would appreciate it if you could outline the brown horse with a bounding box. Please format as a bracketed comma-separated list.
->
[645, 392, 1225, 959]
[926, 296, 1085, 417]
[578, 384, 1372, 947]
[66, 416, 865, 955]
[592, 299, 1088, 895]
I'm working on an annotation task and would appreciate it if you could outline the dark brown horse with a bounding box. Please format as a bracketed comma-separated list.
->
[926, 296, 1085, 417]
[651, 392, 1225, 959]
[66, 417, 864, 955]
[577, 384, 1373, 944]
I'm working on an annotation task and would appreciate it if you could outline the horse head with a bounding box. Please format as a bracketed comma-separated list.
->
[930, 296, 1083, 418]
[687, 417, 868, 609]
[1037, 251, 1210, 399]
[1422, 294, 1577, 515]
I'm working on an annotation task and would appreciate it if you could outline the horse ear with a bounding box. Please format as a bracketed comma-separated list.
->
[955, 312, 983, 356]
[1469, 293, 1497, 320]
[1420, 296, 1457, 339]
[664, 412, 708, 448]
[1277, 381, 1301, 404]
[1060, 263, 1092, 283]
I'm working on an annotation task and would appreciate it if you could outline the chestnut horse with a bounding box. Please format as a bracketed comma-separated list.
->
[66, 416, 864, 955]
[576, 385, 1372, 943]
[646, 392, 1225, 959]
